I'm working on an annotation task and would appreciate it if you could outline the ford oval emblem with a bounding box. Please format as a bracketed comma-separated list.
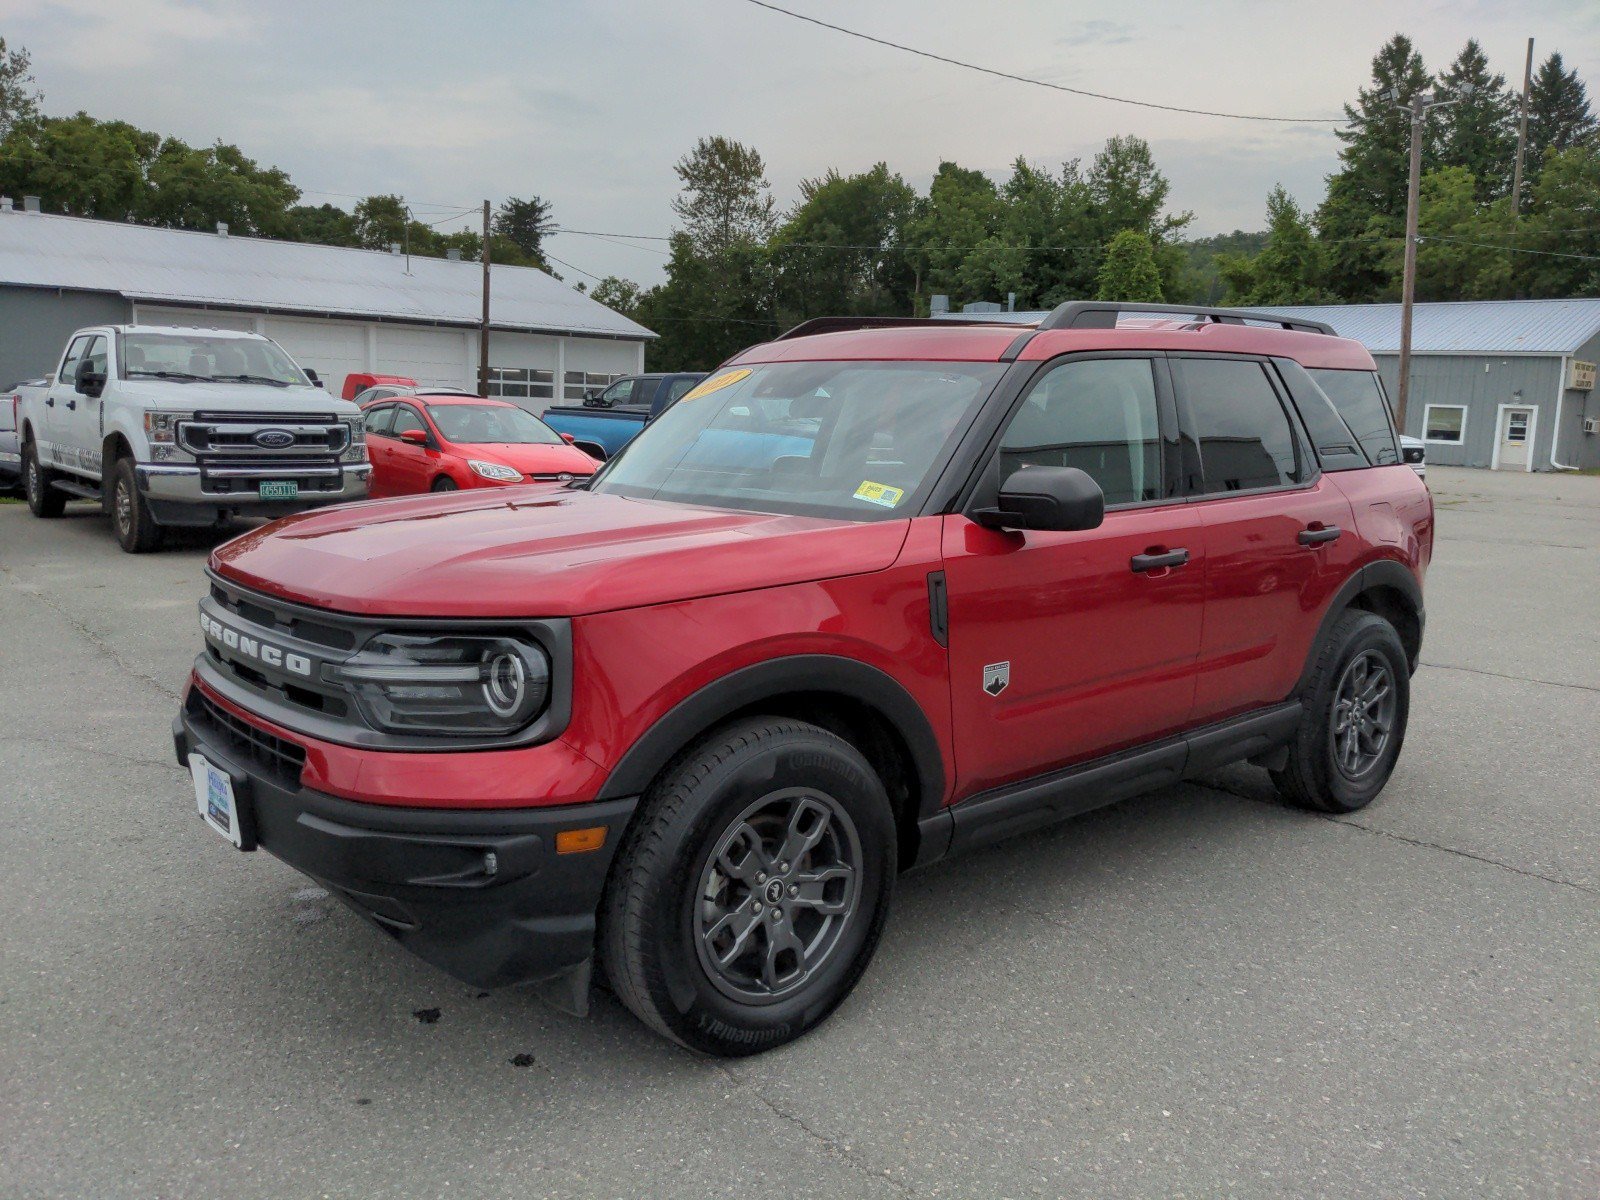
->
[253, 429, 295, 449]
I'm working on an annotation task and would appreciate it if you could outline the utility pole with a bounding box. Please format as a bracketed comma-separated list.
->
[1511, 37, 1535, 214]
[479, 200, 491, 396]
[1393, 83, 1471, 434]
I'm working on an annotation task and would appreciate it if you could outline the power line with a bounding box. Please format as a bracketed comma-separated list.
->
[1417, 235, 1600, 263]
[738, 0, 1342, 124]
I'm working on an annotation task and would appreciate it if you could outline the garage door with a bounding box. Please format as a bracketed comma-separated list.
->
[261, 317, 367, 396]
[375, 327, 470, 390]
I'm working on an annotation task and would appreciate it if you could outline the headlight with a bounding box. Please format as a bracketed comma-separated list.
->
[328, 634, 550, 735]
[144, 411, 191, 446]
[468, 459, 523, 483]
[343, 419, 368, 463]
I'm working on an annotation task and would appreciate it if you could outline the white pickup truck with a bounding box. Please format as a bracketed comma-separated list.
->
[18, 325, 371, 551]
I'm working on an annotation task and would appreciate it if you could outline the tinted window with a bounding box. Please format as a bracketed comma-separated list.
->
[666, 376, 701, 404]
[1178, 359, 1302, 493]
[999, 358, 1164, 505]
[1309, 368, 1399, 465]
[59, 336, 91, 385]
[391, 406, 427, 438]
[596, 379, 638, 407]
[363, 404, 396, 436]
[427, 403, 562, 445]
[82, 336, 108, 379]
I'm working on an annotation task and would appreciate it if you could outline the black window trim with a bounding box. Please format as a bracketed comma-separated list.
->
[1168, 351, 1323, 504]
[363, 402, 397, 438]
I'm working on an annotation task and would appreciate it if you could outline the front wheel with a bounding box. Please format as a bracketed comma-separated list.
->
[23, 441, 66, 518]
[431, 476, 458, 492]
[600, 718, 896, 1056]
[111, 457, 163, 553]
[1273, 610, 1410, 813]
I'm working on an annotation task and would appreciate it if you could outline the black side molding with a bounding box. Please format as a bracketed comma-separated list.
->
[926, 571, 948, 647]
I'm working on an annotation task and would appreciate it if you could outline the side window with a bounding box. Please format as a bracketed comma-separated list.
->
[82, 336, 108, 379]
[363, 404, 396, 436]
[391, 406, 427, 439]
[999, 357, 1164, 506]
[1177, 359, 1303, 494]
[1309, 368, 1399, 465]
[666, 376, 699, 404]
[59, 336, 91, 386]
[598, 379, 637, 407]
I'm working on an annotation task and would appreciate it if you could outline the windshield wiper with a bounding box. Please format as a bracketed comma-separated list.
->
[126, 369, 206, 382]
[215, 374, 290, 387]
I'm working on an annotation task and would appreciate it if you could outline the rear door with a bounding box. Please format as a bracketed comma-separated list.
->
[942, 354, 1205, 797]
[1174, 355, 1359, 724]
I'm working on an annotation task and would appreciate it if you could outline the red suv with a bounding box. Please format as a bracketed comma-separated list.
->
[175, 303, 1432, 1056]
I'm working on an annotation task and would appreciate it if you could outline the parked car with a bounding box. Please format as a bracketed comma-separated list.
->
[541, 371, 706, 460]
[174, 302, 1431, 1056]
[350, 381, 476, 407]
[1400, 434, 1427, 479]
[17, 326, 369, 552]
[1, 376, 48, 491]
[341, 372, 416, 401]
[361, 393, 600, 496]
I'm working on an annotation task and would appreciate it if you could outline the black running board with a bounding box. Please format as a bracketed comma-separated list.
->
[50, 478, 102, 501]
[915, 702, 1302, 865]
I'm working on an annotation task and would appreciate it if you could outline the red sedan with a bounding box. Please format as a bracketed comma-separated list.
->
[361, 394, 599, 497]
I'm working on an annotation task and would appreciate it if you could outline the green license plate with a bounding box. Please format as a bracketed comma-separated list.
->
[258, 481, 299, 500]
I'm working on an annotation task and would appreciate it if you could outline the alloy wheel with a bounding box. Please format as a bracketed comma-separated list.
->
[115, 478, 132, 537]
[694, 788, 862, 1004]
[1330, 650, 1396, 779]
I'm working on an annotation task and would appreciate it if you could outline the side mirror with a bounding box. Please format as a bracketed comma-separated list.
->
[559, 432, 576, 444]
[304, 368, 323, 388]
[75, 361, 106, 398]
[973, 466, 1105, 532]
[399, 428, 430, 446]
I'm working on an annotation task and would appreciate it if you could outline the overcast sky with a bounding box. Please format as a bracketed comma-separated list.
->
[3, 0, 1597, 286]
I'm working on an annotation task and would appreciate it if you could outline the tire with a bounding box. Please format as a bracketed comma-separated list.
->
[599, 717, 896, 1056]
[1273, 610, 1410, 814]
[431, 476, 458, 492]
[23, 440, 66, 518]
[110, 457, 163, 553]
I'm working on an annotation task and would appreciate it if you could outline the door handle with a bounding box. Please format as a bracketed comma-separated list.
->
[65, 399, 77, 411]
[1130, 547, 1190, 573]
[1297, 524, 1342, 546]
[45, 396, 54, 407]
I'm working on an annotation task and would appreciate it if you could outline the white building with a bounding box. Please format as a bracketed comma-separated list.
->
[0, 203, 652, 409]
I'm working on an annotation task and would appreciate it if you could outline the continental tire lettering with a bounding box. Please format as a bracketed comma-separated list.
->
[694, 1014, 793, 1046]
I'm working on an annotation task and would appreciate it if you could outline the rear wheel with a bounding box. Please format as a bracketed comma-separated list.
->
[23, 440, 66, 518]
[600, 718, 896, 1056]
[111, 457, 163, 553]
[431, 476, 458, 492]
[1273, 610, 1409, 813]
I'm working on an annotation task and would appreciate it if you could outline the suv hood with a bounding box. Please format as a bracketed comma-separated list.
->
[211, 488, 910, 617]
[124, 379, 358, 415]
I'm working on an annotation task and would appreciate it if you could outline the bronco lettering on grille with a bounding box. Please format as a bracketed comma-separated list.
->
[200, 611, 313, 677]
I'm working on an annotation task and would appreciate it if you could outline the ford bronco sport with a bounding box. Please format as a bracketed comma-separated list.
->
[174, 302, 1432, 1056]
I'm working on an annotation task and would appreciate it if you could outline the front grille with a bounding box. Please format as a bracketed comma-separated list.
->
[180, 412, 350, 458]
[190, 689, 306, 787]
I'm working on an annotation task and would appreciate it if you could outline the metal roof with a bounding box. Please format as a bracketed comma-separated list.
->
[0, 211, 653, 341]
[1253, 299, 1600, 355]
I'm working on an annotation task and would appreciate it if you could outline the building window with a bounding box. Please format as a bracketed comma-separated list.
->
[486, 367, 554, 402]
[564, 370, 626, 403]
[1423, 404, 1467, 444]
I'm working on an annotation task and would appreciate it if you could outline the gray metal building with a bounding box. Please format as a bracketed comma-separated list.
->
[1261, 300, 1600, 472]
[0, 203, 653, 410]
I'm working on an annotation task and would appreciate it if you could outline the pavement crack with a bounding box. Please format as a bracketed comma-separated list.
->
[0, 735, 175, 771]
[1318, 815, 1597, 896]
[0, 560, 181, 701]
[715, 1063, 916, 1196]
[1418, 660, 1600, 695]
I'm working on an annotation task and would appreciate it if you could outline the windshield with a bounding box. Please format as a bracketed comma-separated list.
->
[120, 332, 307, 385]
[587, 360, 1005, 521]
[427, 403, 563, 445]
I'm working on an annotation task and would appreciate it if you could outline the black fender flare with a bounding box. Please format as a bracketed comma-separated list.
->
[595, 654, 946, 817]
[1295, 559, 1425, 695]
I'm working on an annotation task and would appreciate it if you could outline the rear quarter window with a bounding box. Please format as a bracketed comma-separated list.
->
[1309, 369, 1399, 466]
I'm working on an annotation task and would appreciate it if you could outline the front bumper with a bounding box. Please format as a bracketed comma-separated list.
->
[174, 691, 637, 990]
[137, 462, 371, 524]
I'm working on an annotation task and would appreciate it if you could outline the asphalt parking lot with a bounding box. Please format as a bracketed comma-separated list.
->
[2, 466, 1597, 1199]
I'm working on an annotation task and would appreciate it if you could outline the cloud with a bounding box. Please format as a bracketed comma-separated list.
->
[1056, 20, 1135, 48]
[10, 0, 258, 68]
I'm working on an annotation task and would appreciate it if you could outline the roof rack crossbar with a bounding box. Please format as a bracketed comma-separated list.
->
[774, 315, 1027, 341]
[1036, 301, 1335, 336]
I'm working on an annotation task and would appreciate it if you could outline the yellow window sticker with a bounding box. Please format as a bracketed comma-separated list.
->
[679, 368, 751, 402]
[853, 480, 904, 509]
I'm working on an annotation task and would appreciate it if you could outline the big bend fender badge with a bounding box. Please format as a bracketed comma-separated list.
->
[982, 661, 1010, 697]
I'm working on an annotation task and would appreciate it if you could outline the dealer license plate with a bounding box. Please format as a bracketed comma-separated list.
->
[258, 481, 299, 500]
[190, 753, 243, 847]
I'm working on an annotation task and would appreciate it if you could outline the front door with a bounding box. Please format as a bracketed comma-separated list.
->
[59, 334, 109, 478]
[43, 334, 93, 474]
[942, 354, 1205, 799]
[1495, 406, 1534, 471]
[387, 403, 436, 492]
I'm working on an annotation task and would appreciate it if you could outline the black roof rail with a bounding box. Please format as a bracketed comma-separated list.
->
[774, 315, 1026, 341]
[1036, 301, 1336, 336]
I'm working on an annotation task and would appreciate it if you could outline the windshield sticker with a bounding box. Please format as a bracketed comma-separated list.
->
[679, 368, 751, 402]
[853, 481, 904, 509]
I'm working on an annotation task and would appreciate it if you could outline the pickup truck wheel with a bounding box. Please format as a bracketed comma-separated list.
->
[111, 458, 163, 553]
[1273, 610, 1409, 814]
[23, 440, 66, 518]
[599, 717, 895, 1056]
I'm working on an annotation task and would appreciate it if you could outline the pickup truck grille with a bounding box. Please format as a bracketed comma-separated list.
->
[179, 412, 350, 458]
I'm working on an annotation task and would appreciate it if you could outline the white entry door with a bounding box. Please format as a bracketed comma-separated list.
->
[1495, 406, 1534, 471]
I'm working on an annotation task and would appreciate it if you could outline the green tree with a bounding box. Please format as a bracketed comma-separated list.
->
[1094, 229, 1164, 302]
[771, 162, 918, 322]
[1432, 39, 1517, 202]
[493, 196, 554, 269]
[1404, 167, 1512, 299]
[670, 136, 776, 256]
[588, 275, 645, 321]
[352, 194, 408, 249]
[141, 139, 300, 236]
[1173, 230, 1269, 304]
[1525, 52, 1597, 187]
[0, 34, 40, 136]
[0, 113, 158, 220]
[289, 202, 359, 246]
[1086, 136, 1192, 299]
[1219, 186, 1326, 304]
[639, 233, 775, 371]
[1520, 143, 1600, 297]
[992, 156, 1096, 308]
[1317, 34, 1434, 300]
[905, 161, 1005, 307]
